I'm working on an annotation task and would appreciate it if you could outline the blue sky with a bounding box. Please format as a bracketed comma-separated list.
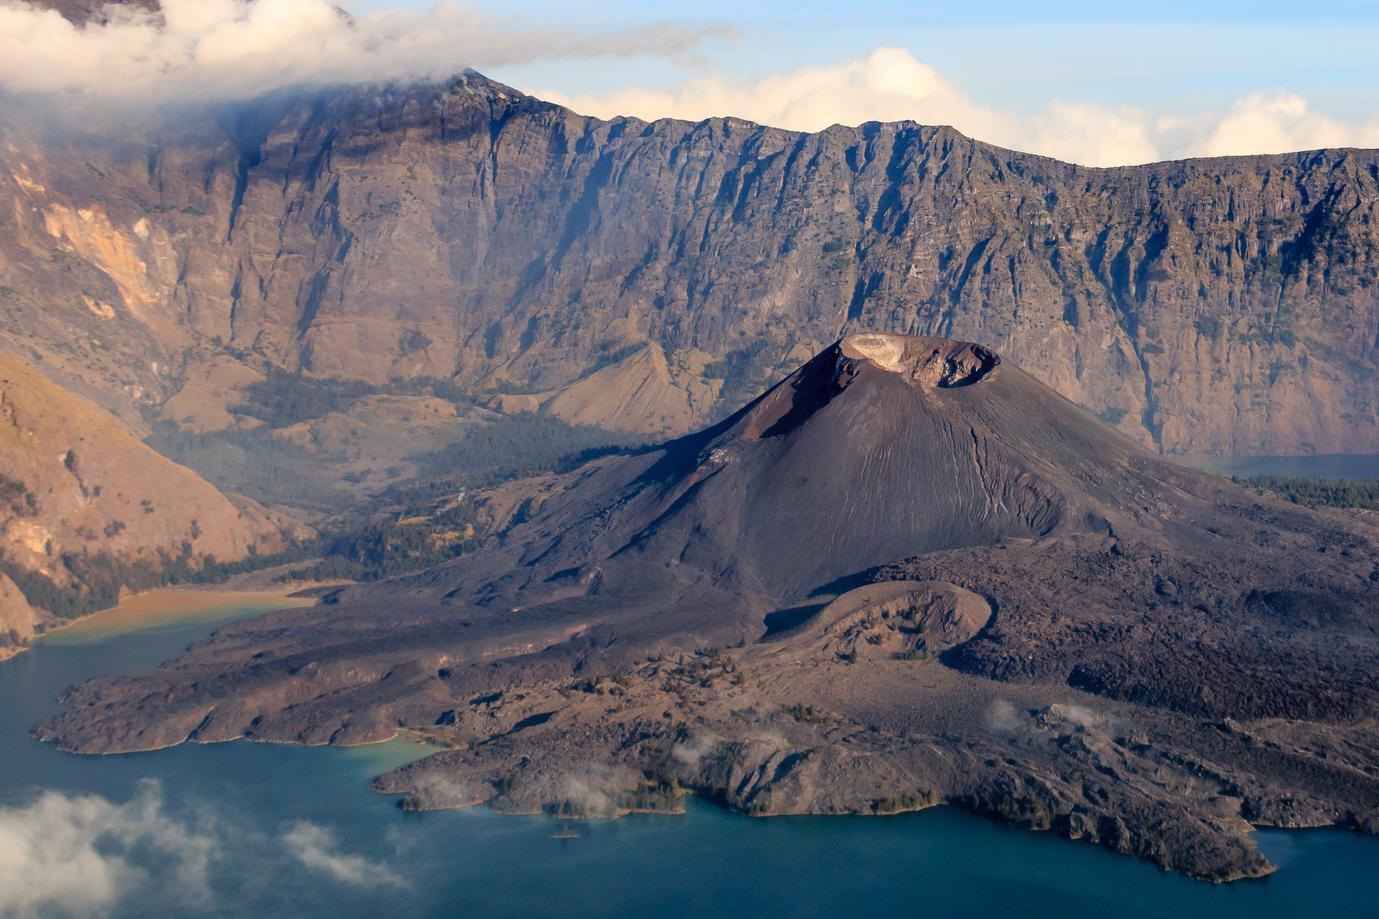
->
[339, 1, 1379, 119]
[336, 1, 1379, 163]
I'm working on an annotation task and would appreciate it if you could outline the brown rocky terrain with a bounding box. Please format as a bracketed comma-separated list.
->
[1, 71, 1377, 459]
[0, 572, 41, 660]
[35, 335, 1379, 880]
[0, 352, 307, 656]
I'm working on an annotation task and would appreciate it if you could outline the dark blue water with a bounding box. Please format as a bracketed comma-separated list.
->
[2, 607, 1378, 917]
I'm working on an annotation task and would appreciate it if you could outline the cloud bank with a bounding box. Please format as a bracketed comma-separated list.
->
[544, 47, 1153, 167]
[0, 0, 729, 102]
[542, 47, 1379, 166]
[0, 782, 405, 916]
[1198, 91, 1379, 159]
[0, 781, 215, 918]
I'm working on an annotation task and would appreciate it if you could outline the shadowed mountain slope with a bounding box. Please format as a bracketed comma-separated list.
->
[36, 335, 1379, 880]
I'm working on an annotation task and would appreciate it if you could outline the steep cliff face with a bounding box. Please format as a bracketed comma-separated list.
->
[1, 73, 1377, 453]
[0, 353, 305, 643]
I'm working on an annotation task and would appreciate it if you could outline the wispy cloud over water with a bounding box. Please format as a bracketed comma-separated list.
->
[0, 781, 405, 917]
[0, 780, 214, 918]
[281, 821, 404, 888]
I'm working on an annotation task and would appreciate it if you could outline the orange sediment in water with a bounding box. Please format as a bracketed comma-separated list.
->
[38, 588, 316, 645]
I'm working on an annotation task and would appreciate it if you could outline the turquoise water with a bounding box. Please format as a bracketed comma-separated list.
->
[1180, 453, 1379, 480]
[2, 608, 1378, 917]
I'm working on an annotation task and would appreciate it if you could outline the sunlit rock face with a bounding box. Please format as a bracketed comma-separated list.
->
[839, 334, 1000, 387]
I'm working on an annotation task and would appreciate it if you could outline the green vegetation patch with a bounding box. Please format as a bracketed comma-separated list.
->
[0, 540, 310, 621]
[230, 368, 381, 427]
[287, 495, 483, 582]
[410, 412, 643, 486]
[1235, 475, 1379, 511]
[1097, 406, 1128, 426]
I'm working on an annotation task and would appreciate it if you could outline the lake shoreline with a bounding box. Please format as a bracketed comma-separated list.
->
[4, 586, 1379, 914]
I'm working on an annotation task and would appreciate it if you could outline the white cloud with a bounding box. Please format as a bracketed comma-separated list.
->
[543, 48, 982, 136]
[670, 730, 720, 769]
[0, 0, 729, 102]
[540, 47, 1379, 167]
[984, 698, 1021, 736]
[0, 783, 403, 916]
[1022, 100, 1159, 168]
[0, 781, 216, 918]
[1197, 90, 1379, 158]
[280, 821, 403, 888]
[541, 47, 1160, 167]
